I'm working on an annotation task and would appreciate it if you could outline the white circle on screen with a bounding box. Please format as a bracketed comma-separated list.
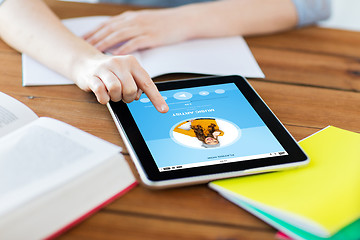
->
[173, 92, 193, 100]
[215, 89, 225, 94]
[199, 91, 209, 96]
[140, 98, 150, 103]
[170, 118, 241, 149]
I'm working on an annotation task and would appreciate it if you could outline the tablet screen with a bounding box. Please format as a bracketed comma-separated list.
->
[127, 82, 288, 172]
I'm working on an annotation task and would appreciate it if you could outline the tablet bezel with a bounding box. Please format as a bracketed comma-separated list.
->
[108, 75, 308, 187]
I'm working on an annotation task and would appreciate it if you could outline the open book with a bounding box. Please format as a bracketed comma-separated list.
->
[22, 16, 264, 86]
[210, 126, 360, 240]
[0, 92, 137, 239]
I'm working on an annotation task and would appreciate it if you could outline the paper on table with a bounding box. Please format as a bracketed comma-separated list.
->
[22, 16, 264, 86]
[135, 36, 264, 79]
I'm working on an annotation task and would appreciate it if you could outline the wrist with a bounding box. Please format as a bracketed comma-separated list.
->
[70, 47, 104, 87]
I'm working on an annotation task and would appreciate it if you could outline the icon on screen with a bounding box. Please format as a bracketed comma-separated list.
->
[170, 118, 241, 149]
[215, 89, 225, 94]
[140, 98, 150, 103]
[173, 92, 193, 100]
[199, 91, 209, 96]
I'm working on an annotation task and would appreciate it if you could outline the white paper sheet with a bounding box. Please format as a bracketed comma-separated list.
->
[22, 16, 264, 86]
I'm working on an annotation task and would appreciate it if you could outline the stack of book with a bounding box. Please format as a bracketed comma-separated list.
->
[210, 126, 360, 240]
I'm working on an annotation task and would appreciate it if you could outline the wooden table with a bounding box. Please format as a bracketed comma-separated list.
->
[1, 1, 359, 239]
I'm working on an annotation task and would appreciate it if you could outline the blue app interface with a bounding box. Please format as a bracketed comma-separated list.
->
[127, 83, 287, 172]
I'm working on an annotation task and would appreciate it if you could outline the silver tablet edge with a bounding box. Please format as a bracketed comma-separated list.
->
[107, 100, 309, 189]
[242, 77, 309, 163]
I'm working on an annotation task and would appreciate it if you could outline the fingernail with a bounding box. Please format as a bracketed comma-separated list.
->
[160, 104, 168, 113]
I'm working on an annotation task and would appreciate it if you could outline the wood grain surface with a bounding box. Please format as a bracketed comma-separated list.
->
[1, 1, 359, 239]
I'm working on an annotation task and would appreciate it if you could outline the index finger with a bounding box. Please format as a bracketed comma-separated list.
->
[132, 68, 168, 113]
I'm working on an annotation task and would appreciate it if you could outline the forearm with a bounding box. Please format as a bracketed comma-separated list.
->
[174, 0, 298, 39]
[0, 0, 101, 81]
[0, 0, 168, 112]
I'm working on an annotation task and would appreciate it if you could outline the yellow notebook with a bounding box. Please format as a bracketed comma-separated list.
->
[210, 126, 360, 238]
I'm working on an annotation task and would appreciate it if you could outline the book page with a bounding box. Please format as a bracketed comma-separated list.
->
[0, 92, 38, 137]
[0, 117, 122, 216]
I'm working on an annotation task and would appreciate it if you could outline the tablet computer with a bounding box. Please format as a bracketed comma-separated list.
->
[108, 75, 308, 188]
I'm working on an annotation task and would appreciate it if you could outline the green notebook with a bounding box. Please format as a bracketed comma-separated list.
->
[222, 192, 360, 240]
[210, 126, 360, 239]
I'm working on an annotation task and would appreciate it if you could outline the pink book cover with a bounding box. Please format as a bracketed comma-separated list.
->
[45, 182, 138, 239]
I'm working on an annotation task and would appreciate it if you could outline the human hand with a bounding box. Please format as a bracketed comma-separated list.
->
[83, 9, 192, 55]
[73, 53, 168, 113]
